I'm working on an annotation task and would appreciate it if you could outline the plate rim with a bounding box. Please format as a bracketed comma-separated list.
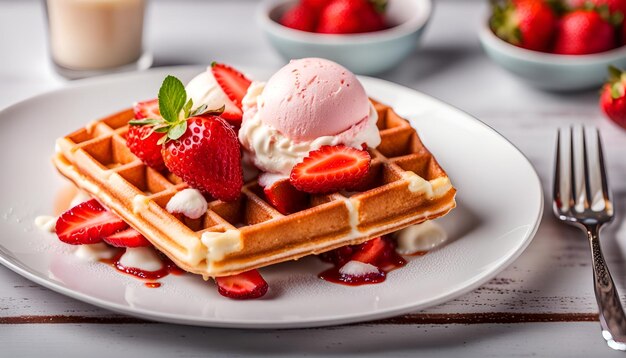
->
[0, 66, 544, 329]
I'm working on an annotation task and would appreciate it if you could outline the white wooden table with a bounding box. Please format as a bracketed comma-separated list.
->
[2, 0, 626, 356]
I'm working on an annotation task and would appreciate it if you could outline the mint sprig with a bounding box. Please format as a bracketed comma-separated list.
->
[159, 76, 187, 123]
[128, 75, 225, 145]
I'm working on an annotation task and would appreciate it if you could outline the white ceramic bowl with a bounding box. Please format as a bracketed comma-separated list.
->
[257, 0, 432, 75]
[479, 21, 626, 91]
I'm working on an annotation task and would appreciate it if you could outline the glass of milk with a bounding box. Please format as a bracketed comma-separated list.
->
[44, 0, 152, 79]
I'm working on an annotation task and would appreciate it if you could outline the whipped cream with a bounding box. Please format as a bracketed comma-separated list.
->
[34, 215, 57, 233]
[74, 243, 116, 262]
[185, 67, 231, 112]
[166, 189, 207, 219]
[339, 260, 380, 277]
[239, 82, 381, 176]
[394, 221, 448, 255]
[119, 247, 164, 272]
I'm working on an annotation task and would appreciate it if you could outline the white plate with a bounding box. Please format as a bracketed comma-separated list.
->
[0, 66, 543, 328]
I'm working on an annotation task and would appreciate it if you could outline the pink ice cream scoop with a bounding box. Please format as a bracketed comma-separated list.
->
[257, 58, 370, 141]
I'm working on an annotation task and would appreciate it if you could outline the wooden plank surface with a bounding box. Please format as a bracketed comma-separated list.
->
[3, 323, 626, 358]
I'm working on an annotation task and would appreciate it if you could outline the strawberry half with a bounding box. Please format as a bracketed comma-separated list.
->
[290, 145, 371, 194]
[56, 199, 128, 245]
[215, 270, 269, 299]
[211, 62, 252, 122]
[263, 180, 308, 215]
[126, 125, 166, 171]
[133, 99, 161, 119]
[103, 227, 152, 248]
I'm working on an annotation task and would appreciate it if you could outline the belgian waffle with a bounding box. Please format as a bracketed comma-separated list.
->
[53, 100, 456, 278]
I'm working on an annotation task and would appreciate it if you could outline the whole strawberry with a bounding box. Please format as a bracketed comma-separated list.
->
[126, 124, 166, 171]
[490, 0, 557, 52]
[600, 66, 626, 129]
[280, 3, 318, 32]
[316, 0, 386, 34]
[567, 0, 626, 16]
[162, 116, 243, 201]
[553, 9, 615, 54]
[129, 75, 243, 202]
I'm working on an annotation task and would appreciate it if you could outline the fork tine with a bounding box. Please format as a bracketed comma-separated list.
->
[553, 129, 562, 210]
[597, 129, 612, 204]
[569, 126, 577, 209]
[581, 127, 592, 208]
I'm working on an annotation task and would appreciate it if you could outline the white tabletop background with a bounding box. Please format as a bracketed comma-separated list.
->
[2, 0, 626, 356]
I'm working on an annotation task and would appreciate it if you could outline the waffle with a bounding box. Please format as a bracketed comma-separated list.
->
[52, 100, 456, 278]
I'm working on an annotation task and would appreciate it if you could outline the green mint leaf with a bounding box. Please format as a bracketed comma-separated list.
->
[168, 121, 187, 140]
[193, 104, 225, 117]
[158, 75, 187, 123]
[190, 104, 208, 116]
[183, 98, 193, 118]
[154, 126, 170, 133]
[129, 118, 160, 126]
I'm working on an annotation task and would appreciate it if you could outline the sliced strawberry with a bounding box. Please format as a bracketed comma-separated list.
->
[215, 269, 268, 300]
[103, 227, 152, 248]
[351, 236, 388, 265]
[290, 145, 371, 194]
[263, 180, 308, 215]
[126, 124, 166, 171]
[318, 245, 355, 266]
[211, 62, 251, 111]
[133, 99, 160, 119]
[56, 199, 128, 245]
[352, 236, 406, 271]
[219, 100, 244, 123]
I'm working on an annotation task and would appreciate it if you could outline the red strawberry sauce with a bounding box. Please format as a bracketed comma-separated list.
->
[100, 249, 184, 287]
[318, 249, 407, 286]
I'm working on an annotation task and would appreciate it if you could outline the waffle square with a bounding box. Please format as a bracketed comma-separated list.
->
[53, 100, 456, 278]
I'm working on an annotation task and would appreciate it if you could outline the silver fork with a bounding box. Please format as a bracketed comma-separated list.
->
[553, 127, 626, 351]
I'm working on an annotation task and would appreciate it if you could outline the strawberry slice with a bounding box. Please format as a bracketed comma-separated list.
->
[133, 99, 160, 119]
[215, 269, 269, 300]
[351, 237, 389, 265]
[352, 236, 406, 271]
[211, 62, 251, 122]
[263, 180, 308, 215]
[103, 227, 152, 248]
[290, 145, 371, 194]
[220, 101, 244, 123]
[319, 245, 355, 266]
[56, 199, 128, 245]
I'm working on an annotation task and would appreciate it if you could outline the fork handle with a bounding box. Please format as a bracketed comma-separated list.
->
[587, 224, 626, 348]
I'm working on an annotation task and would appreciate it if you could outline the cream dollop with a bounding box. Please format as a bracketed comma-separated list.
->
[166, 189, 208, 219]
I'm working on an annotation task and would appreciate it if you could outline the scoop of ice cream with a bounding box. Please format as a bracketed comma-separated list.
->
[257, 58, 370, 141]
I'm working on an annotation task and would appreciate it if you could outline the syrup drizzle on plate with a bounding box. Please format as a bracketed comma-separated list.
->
[100, 250, 184, 285]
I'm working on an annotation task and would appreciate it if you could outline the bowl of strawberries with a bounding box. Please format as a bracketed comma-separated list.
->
[479, 0, 626, 90]
[258, 0, 432, 75]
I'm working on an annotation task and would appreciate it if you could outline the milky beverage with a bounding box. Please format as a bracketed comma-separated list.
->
[46, 0, 145, 70]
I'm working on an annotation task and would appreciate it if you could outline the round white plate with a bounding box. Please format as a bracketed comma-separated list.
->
[0, 66, 543, 328]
